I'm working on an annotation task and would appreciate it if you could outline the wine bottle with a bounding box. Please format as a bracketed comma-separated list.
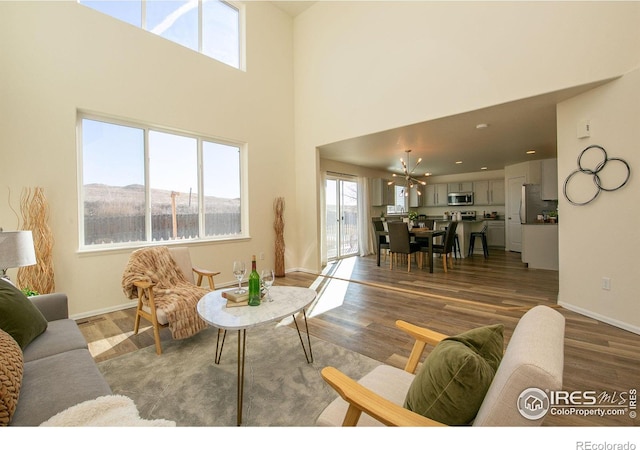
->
[248, 255, 261, 306]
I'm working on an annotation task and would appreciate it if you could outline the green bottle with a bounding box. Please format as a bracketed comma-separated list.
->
[248, 255, 261, 306]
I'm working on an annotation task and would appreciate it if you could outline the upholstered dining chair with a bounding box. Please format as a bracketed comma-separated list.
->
[372, 219, 389, 263]
[388, 221, 422, 272]
[316, 305, 565, 427]
[429, 221, 458, 272]
[122, 246, 220, 355]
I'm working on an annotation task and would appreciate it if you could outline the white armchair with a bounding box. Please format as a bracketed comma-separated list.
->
[317, 305, 565, 426]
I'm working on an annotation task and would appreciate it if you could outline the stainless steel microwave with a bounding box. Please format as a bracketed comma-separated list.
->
[447, 192, 474, 206]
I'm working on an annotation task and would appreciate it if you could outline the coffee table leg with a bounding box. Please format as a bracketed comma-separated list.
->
[237, 329, 246, 426]
[292, 309, 313, 363]
[214, 329, 226, 364]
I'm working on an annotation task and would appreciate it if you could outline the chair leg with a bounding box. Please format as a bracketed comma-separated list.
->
[442, 254, 448, 273]
[482, 235, 489, 258]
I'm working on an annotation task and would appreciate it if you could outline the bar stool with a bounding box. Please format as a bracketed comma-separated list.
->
[468, 224, 489, 258]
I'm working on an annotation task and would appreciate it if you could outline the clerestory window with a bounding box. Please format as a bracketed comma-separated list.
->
[78, 113, 246, 250]
[79, 0, 243, 69]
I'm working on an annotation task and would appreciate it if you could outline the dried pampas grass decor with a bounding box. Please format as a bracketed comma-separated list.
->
[17, 187, 55, 294]
[274, 197, 285, 277]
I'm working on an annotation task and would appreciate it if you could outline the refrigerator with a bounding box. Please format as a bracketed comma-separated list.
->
[520, 184, 556, 224]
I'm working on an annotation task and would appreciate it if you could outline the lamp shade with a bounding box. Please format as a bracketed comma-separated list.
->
[0, 231, 37, 272]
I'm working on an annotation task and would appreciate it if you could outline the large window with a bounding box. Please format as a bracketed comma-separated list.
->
[79, 0, 242, 69]
[79, 114, 244, 249]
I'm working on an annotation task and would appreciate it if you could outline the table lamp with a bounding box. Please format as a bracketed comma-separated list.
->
[0, 230, 37, 284]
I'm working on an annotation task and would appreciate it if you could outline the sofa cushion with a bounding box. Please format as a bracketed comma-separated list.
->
[0, 329, 24, 426]
[404, 324, 504, 425]
[10, 349, 112, 426]
[22, 319, 88, 363]
[0, 279, 48, 349]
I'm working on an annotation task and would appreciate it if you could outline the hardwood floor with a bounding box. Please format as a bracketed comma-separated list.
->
[77, 250, 639, 426]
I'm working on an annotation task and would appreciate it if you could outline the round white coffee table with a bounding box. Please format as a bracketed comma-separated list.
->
[197, 286, 316, 426]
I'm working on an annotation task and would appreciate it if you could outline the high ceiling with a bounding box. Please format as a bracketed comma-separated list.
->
[269, 2, 616, 179]
[318, 80, 614, 177]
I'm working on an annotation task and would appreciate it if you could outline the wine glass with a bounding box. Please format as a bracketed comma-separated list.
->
[232, 261, 246, 294]
[261, 269, 275, 302]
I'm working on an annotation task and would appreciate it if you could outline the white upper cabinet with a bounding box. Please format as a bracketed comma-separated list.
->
[474, 179, 505, 205]
[371, 178, 393, 206]
[447, 181, 473, 193]
[425, 183, 448, 206]
[408, 184, 425, 207]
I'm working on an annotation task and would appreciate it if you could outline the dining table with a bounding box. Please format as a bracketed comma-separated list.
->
[376, 227, 446, 273]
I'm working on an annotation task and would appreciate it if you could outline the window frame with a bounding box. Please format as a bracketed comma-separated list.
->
[78, 0, 246, 71]
[76, 111, 248, 253]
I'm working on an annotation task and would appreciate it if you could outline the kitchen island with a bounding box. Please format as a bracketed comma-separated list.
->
[431, 218, 505, 257]
[521, 223, 558, 270]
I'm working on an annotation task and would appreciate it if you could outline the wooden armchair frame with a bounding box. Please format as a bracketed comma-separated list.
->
[321, 320, 447, 426]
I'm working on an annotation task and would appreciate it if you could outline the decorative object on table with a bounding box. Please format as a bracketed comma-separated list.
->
[387, 149, 427, 197]
[222, 289, 249, 308]
[232, 260, 246, 294]
[274, 197, 285, 277]
[16, 187, 55, 294]
[0, 230, 36, 285]
[248, 255, 261, 306]
[261, 268, 275, 302]
[563, 145, 631, 206]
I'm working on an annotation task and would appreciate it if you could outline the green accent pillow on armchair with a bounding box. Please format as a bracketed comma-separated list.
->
[404, 324, 504, 425]
[0, 279, 48, 349]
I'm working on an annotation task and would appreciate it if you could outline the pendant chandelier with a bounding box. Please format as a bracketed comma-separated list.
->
[389, 149, 427, 197]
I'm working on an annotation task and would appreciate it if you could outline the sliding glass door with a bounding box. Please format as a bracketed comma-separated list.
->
[326, 176, 359, 260]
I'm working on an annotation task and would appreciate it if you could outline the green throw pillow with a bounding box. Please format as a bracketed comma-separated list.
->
[404, 324, 504, 425]
[0, 279, 48, 349]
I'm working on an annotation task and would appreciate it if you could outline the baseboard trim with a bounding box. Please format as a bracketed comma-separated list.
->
[558, 301, 640, 335]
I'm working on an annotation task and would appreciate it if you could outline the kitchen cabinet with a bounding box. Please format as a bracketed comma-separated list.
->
[425, 183, 448, 206]
[474, 180, 505, 205]
[541, 159, 558, 200]
[371, 178, 393, 206]
[486, 220, 505, 247]
[448, 181, 473, 193]
[408, 184, 425, 207]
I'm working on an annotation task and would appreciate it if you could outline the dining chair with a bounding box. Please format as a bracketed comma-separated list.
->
[388, 221, 422, 272]
[431, 221, 458, 272]
[371, 219, 389, 263]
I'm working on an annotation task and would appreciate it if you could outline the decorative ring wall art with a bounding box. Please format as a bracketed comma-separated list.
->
[563, 145, 631, 206]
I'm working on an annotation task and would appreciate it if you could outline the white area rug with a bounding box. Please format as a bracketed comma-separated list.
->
[40, 395, 175, 427]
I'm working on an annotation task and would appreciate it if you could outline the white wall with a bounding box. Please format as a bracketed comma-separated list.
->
[293, 1, 640, 273]
[0, 1, 296, 317]
[557, 67, 640, 333]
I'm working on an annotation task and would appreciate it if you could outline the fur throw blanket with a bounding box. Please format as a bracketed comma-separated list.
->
[122, 246, 208, 340]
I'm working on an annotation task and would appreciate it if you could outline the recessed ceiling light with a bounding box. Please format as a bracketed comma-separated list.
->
[526, 150, 536, 154]
[481, 167, 488, 170]
[424, 172, 432, 176]
[455, 161, 463, 164]
[476, 123, 489, 129]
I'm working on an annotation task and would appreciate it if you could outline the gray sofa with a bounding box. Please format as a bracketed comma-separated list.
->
[10, 293, 112, 426]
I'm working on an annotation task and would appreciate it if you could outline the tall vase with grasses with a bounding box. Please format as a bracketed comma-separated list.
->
[274, 197, 285, 277]
[17, 187, 55, 294]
